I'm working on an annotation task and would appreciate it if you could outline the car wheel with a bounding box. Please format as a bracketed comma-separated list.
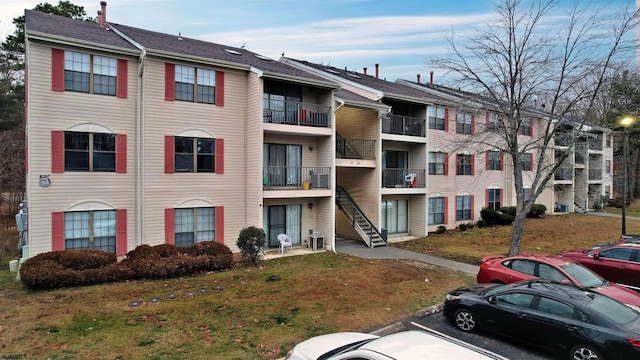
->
[453, 309, 477, 332]
[570, 344, 602, 360]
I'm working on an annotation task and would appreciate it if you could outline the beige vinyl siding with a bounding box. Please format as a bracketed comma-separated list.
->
[140, 58, 248, 252]
[262, 198, 321, 249]
[247, 72, 263, 228]
[26, 42, 137, 257]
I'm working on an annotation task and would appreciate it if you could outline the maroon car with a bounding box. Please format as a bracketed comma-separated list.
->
[477, 253, 640, 310]
[561, 243, 640, 291]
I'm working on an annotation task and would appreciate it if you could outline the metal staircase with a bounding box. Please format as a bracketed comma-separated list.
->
[336, 187, 387, 247]
[336, 133, 363, 159]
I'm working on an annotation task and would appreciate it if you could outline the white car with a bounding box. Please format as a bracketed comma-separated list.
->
[285, 328, 508, 360]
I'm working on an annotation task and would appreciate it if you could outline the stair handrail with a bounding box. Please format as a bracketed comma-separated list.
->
[337, 187, 387, 245]
[336, 133, 363, 159]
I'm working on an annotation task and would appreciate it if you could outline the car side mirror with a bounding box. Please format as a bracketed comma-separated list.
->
[593, 253, 600, 260]
[488, 296, 496, 304]
[561, 279, 571, 285]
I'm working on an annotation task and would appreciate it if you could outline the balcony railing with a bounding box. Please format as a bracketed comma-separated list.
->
[263, 99, 331, 128]
[382, 168, 425, 188]
[263, 166, 331, 190]
[383, 114, 425, 137]
[554, 134, 572, 147]
[588, 169, 602, 180]
[554, 168, 573, 180]
[336, 135, 376, 160]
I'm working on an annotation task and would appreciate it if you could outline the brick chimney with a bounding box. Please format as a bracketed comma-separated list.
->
[99, 1, 108, 28]
[417, 74, 421, 83]
[375, 64, 379, 79]
[429, 71, 434, 87]
[363, 67, 367, 75]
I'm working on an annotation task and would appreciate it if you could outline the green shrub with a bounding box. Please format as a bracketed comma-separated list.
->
[499, 206, 516, 217]
[497, 212, 515, 225]
[466, 222, 475, 229]
[527, 204, 547, 218]
[436, 225, 447, 234]
[480, 207, 499, 226]
[476, 219, 487, 228]
[459, 223, 468, 231]
[236, 226, 266, 265]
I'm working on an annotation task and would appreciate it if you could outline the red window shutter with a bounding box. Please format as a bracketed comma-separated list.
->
[51, 48, 65, 92]
[443, 197, 448, 225]
[116, 134, 127, 173]
[485, 112, 489, 125]
[471, 155, 475, 176]
[530, 121, 534, 137]
[215, 71, 224, 107]
[165, 208, 175, 245]
[471, 115, 475, 134]
[500, 153, 504, 171]
[51, 130, 64, 173]
[529, 153, 534, 171]
[485, 189, 490, 208]
[215, 138, 224, 174]
[116, 209, 127, 256]
[215, 206, 224, 244]
[444, 153, 449, 176]
[116, 59, 128, 98]
[165, 136, 174, 173]
[444, 108, 449, 132]
[165, 63, 175, 101]
[485, 151, 489, 170]
[25, 136, 28, 174]
[52, 212, 65, 251]
[470, 195, 475, 220]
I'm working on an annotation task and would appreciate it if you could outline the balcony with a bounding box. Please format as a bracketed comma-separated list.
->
[554, 168, 573, 180]
[382, 114, 425, 137]
[382, 168, 425, 188]
[588, 138, 603, 151]
[554, 134, 572, 147]
[263, 99, 331, 128]
[263, 166, 331, 190]
[336, 135, 376, 160]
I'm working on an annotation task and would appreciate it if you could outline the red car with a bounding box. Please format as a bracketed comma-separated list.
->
[561, 243, 640, 291]
[477, 253, 640, 310]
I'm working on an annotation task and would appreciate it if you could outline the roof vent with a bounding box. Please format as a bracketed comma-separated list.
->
[346, 73, 361, 79]
[224, 49, 242, 55]
[325, 68, 340, 74]
[254, 54, 272, 61]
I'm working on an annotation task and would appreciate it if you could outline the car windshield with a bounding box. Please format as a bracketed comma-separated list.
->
[561, 263, 605, 288]
[587, 294, 640, 325]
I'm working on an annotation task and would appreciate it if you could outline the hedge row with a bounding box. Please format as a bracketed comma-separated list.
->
[20, 241, 233, 290]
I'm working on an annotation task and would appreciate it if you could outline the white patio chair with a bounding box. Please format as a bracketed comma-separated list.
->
[278, 234, 293, 254]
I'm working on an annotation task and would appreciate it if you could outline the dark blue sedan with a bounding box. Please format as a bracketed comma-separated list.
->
[443, 280, 640, 360]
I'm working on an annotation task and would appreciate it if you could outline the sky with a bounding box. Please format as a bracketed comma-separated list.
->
[0, 0, 635, 82]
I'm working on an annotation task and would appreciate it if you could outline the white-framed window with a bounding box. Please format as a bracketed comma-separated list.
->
[64, 131, 116, 172]
[456, 112, 473, 134]
[456, 195, 471, 221]
[521, 153, 533, 171]
[64, 51, 117, 95]
[428, 197, 445, 225]
[428, 152, 445, 175]
[428, 106, 446, 130]
[520, 118, 532, 136]
[457, 154, 473, 175]
[64, 210, 116, 252]
[381, 199, 408, 233]
[175, 65, 216, 104]
[174, 207, 215, 247]
[488, 112, 501, 132]
[488, 189, 502, 210]
[175, 137, 216, 172]
[488, 151, 502, 170]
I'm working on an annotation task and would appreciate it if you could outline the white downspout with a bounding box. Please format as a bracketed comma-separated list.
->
[109, 25, 146, 246]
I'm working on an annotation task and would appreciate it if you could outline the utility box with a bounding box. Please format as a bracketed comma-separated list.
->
[309, 232, 324, 251]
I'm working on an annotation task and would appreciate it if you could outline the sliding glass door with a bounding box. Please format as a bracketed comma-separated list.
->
[265, 204, 302, 247]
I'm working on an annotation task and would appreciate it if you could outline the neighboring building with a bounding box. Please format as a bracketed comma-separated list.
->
[22, 4, 614, 258]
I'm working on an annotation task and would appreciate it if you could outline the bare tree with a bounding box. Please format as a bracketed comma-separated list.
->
[431, 0, 638, 255]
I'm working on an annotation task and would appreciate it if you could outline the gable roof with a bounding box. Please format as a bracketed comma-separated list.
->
[24, 10, 338, 89]
[283, 58, 453, 105]
[25, 10, 137, 53]
[336, 89, 390, 111]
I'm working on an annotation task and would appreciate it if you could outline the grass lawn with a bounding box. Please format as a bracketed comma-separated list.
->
[0, 207, 637, 359]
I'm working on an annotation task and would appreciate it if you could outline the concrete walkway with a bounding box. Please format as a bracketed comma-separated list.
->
[335, 239, 478, 275]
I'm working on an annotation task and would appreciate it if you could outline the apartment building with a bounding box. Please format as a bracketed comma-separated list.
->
[24, 7, 339, 258]
[22, 5, 613, 258]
